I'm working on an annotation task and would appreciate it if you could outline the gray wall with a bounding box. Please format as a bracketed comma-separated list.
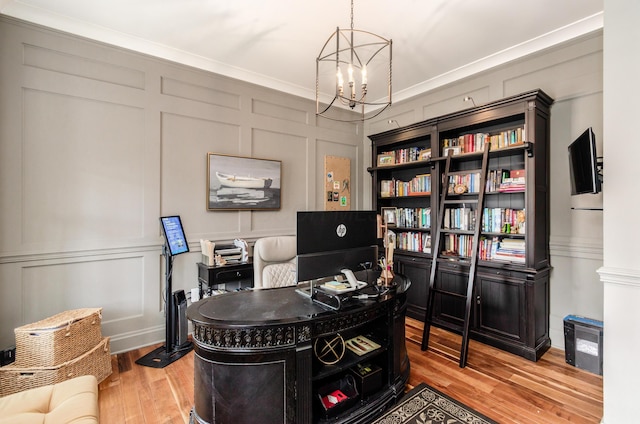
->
[0, 16, 605, 356]
[0, 16, 366, 353]
[364, 31, 604, 351]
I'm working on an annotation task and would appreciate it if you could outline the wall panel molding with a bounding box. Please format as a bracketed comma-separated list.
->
[598, 267, 640, 288]
[24, 43, 145, 89]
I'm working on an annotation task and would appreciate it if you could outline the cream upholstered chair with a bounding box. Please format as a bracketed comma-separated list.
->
[253, 236, 297, 289]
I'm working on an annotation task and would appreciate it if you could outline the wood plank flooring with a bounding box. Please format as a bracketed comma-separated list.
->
[98, 318, 602, 423]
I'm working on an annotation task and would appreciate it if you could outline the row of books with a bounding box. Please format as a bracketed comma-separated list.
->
[441, 127, 525, 155]
[481, 208, 525, 234]
[380, 174, 431, 197]
[393, 207, 431, 229]
[396, 205, 525, 235]
[442, 234, 474, 258]
[479, 237, 525, 263]
[446, 168, 525, 195]
[447, 172, 481, 194]
[379, 146, 427, 164]
[497, 169, 525, 192]
[485, 168, 525, 193]
[441, 234, 526, 264]
[443, 206, 476, 231]
[395, 231, 431, 254]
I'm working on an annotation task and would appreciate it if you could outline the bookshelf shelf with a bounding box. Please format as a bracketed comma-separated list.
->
[368, 89, 552, 361]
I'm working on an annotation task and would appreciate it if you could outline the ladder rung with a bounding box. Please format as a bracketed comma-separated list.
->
[443, 198, 479, 205]
[447, 168, 482, 175]
[425, 318, 464, 335]
[430, 287, 468, 299]
[436, 256, 471, 265]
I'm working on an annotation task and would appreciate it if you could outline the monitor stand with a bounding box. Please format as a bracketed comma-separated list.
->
[136, 246, 193, 368]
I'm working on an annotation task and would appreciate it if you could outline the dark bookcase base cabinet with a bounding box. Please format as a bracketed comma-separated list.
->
[370, 90, 553, 361]
[430, 262, 550, 361]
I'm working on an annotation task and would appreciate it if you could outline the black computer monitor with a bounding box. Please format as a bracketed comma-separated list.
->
[296, 210, 378, 282]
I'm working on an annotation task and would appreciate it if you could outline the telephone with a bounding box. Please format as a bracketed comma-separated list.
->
[340, 269, 364, 289]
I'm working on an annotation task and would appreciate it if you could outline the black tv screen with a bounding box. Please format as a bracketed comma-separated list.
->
[296, 210, 378, 281]
[160, 216, 189, 256]
[568, 127, 601, 195]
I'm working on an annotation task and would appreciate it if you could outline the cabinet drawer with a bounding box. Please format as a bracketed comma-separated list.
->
[477, 267, 531, 281]
[215, 268, 253, 282]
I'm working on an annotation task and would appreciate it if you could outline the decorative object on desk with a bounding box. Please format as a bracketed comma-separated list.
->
[315, 0, 392, 122]
[345, 335, 381, 356]
[379, 212, 396, 286]
[314, 333, 345, 365]
[207, 153, 281, 210]
[372, 382, 497, 424]
[200, 239, 215, 266]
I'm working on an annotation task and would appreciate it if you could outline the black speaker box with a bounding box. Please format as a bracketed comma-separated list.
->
[173, 290, 188, 347]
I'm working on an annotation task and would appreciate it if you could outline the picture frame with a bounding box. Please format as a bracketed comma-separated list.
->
[377, 152, 396, 166]
[442, 146, 462, 157]
[207, 153, 281, 210]
[381, 207, 397, 226]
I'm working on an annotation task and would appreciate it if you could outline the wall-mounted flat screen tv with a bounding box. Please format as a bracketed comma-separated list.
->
[568, 127, 602, 195]
[160, 215, 189, 256]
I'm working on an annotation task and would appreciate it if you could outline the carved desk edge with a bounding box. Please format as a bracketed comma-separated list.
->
[191, 299, 394, 352]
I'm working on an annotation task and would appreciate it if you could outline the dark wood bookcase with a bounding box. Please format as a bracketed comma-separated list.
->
[368, 89, 553, 360]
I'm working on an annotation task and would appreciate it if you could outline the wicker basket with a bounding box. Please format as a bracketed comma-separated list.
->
[0, 337, 112, 397]
[14, 308, 103, 367]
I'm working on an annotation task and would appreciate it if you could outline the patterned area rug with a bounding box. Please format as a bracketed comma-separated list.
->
[372, 383, 498, 424]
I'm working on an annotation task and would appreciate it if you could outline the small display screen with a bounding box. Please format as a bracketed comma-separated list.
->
[160, 216, 189, 256]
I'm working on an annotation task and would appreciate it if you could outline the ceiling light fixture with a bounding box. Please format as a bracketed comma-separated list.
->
[316, 0, 392, 122]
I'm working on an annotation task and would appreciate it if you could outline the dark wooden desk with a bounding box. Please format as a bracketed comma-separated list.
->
[187, 276, 410, 424]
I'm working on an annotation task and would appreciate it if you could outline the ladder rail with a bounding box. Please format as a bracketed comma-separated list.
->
[421, 153, 452, 351]
[421, 143, 491, 368]
[458, 143, 491, 367]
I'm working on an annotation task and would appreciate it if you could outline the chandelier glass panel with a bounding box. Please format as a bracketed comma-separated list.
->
[316, 1, 392, 122]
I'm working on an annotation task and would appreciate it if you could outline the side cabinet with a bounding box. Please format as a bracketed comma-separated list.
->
[473, 267, 550, 361]
[394, 253, 430, 321]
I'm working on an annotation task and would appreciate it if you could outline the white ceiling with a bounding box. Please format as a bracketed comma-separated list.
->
[0, 0, 603, 105]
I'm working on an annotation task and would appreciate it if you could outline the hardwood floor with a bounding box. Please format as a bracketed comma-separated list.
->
[98, 318, 603, 423]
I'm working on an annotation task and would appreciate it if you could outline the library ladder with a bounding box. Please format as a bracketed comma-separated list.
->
[420, 142, 491, 368]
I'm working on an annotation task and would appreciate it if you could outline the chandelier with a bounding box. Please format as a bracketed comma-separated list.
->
[316, 0, 392, 122]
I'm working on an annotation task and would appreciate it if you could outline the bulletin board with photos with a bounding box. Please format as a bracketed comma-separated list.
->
[324, 156, 351, 211]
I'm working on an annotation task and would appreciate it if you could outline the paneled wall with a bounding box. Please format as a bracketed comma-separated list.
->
[364, 32, 604, 350]
[0, 16, 605, 355]
[0, 16, 365, 353]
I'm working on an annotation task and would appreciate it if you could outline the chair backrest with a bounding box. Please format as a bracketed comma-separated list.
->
[252, 236, 297, 289]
